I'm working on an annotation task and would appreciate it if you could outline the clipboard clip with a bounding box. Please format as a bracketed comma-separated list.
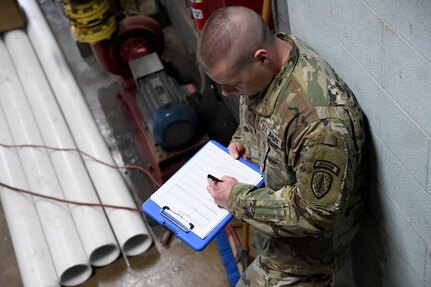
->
[160, 206, 194, 233]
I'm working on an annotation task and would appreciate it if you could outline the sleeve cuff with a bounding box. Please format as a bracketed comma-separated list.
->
[228, 182, 256, 218]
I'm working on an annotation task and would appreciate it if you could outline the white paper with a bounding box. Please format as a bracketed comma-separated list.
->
[151, 141, 262, 239]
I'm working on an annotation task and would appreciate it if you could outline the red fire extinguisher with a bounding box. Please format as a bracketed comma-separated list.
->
[189, 0, 211, 30]
[188, 1, 271, 31]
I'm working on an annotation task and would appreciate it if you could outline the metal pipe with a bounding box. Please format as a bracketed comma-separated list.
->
[4, 30, 121, 267]
[0, 109, 59, 287]
[0, 38, 92, 286]
[19, 0, 153, 256]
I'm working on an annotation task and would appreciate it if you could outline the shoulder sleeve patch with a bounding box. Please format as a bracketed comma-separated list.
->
[298, 143, 348, 210]
[314, 160, 339, 175]
[311, 171, 333, 198]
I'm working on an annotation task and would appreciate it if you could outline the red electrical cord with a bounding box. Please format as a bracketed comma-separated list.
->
[0, 181, 142, 213]
[0, 142, 162, 213]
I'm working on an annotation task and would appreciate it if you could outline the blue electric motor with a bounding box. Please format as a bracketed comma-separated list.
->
[129, 53, 199, 150]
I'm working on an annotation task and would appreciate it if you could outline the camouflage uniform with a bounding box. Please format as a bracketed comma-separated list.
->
[229, 33, 367, 286]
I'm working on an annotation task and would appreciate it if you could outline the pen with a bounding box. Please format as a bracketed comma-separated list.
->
[207, 174, 223, 182]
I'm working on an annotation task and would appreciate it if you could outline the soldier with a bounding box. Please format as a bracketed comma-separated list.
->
[199, 6, 368, 287]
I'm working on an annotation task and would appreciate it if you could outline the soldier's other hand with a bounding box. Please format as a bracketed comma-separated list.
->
[207, 175, 238, 209]
[228, 142, 246, 159]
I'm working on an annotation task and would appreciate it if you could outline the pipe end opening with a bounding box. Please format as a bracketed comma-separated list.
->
[60, 264, 92, 286]
[122, 233, 153, 256]
[90, 244, 121, 267]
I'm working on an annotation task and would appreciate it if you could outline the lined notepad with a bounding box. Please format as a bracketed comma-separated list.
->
[150, 141, 263, 239]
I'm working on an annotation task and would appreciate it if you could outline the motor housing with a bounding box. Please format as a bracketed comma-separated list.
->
[129, 53, 199, 150]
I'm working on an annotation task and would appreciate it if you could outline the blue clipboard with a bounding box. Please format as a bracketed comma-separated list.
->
[142, 140, 264, 252]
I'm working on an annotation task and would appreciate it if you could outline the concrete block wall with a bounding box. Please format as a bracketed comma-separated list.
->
[273, 1, 431, 286]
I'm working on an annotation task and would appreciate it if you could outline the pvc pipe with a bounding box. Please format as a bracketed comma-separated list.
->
[19, 0, 153, 256]
[4, 30, 120, 267]
[0, 110, 59, 287]
[0, 38, 92, 286]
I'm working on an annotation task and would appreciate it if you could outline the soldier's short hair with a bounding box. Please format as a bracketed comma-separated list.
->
[198, 6, 272, 72]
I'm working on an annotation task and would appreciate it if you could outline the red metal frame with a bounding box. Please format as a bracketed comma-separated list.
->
[91, 15, 164, 78]
[116, 79, 208, 188]
[91, 14, 208, 187]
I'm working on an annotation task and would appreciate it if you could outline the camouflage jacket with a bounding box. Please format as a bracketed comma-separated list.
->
[228, 33, 367, 275]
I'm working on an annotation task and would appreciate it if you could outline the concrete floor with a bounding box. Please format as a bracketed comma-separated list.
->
[0, 1, 241, 286]
[0, 208, 230, 287]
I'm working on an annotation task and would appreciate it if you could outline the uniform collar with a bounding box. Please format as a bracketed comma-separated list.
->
[254, 33, 299, 117]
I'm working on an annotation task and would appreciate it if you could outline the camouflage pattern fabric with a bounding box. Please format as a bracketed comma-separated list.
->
[228, 33, 367, 285]
[236, 255, 332, 287]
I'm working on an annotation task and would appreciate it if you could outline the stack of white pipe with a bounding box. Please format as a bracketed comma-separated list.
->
[18, 0, 153, 257]
[0, 0, 154, 285]
[4, 29, 121, 268]
[0, 108, 59, 286]
[0, 38, 92, 286]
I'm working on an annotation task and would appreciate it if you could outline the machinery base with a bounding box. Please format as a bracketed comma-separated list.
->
[116, 79, 209, 189]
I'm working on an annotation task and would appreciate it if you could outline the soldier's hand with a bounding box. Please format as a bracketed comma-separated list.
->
[228, 142, 246, 159]
[207, 175, 238, 209]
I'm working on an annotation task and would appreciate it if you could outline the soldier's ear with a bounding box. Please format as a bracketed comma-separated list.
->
[254, 49, 269, 64]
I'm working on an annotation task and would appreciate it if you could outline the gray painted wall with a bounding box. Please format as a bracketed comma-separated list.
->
[273, 1, 431, 286]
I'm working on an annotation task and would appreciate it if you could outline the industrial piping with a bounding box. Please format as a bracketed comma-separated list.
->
[0, 39, 92, 286]
[4, 30, 121, 267]
[0, 109, 59, 287]
[18, 0, 153, 256]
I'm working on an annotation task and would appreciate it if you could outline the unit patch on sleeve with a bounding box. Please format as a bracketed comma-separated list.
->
[311, 171, 333, 198]
[298, 143, 348, 209]
[314, 160, 339, 175]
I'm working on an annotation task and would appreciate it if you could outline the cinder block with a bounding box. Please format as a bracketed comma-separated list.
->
[288, 0, 428, 192]
[336, 45, 428, 189]
[294, 0, 384, 84]
[366, 84, 428, 189]
[286, 0, 431, 285]
[363, 0, 431, 63]
[428, 251, 431, 287]
[354, 209, 426, 286]
[368, 130, 383, 181]
[339, 52, 384, 136]
[288, 1, 387, 143]
[380, 145, 431, 243]
[287, 0, 348, 77]
[383, 25, 431, 137]
[367, 179, 427, 282]
[353, 211, 394, 286]
[429, 151, 431, 196]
